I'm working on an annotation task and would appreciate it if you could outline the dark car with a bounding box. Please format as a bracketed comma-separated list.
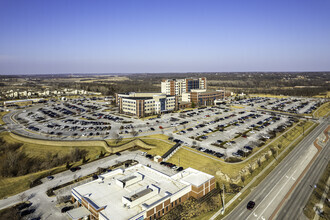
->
[247, 201, 255, 210]
[17, 202, 32, 210]
[70, 167, 77, 172]
[20, 209, 36, 217]
[47, 175, 54, 180]
[61, 206, 74, 213]
[115, 152, 121, 156]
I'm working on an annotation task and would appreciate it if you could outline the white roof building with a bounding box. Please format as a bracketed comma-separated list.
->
[70, 164, 215, 220]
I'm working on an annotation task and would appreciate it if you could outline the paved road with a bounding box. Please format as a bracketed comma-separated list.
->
[223, 119, 329, 220]
[275, 133, 330, 219]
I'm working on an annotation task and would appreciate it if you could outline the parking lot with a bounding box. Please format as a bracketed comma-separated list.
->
[3, 96, 323, 160]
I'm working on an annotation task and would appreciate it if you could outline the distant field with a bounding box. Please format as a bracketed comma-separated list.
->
[76, 76, 129, 83]
[313, 91, 330, 98]
[250, 93, 289, 98]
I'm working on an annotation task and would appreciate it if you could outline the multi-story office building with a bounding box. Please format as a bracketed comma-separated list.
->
[116, 93, 177, 117]
[161, 77, 207, 96]
[182, 89, 229, 106]
[69, 164, 215, 220]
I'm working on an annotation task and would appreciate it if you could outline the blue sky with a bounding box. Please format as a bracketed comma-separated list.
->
[0, 0, 330, 74]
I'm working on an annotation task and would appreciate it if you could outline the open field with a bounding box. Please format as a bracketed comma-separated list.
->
[303, 162, 330, 220]
[313, 91, 330, 98]
[76, 76, 130, 83]
[313, 101, 330, 117]
[250, 94, 289, 98]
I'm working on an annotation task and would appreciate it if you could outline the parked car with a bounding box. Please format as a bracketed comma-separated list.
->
[20, 209, 36, 217]
[61, 206, 74, 213]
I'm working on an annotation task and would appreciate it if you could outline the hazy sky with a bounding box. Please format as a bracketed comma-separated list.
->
[1, 0, 330, 74]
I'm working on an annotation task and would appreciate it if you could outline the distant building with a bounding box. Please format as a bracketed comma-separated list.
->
[116, 93, 178, 117]
[182, 89, 230, 106]
[3, 98, 45, 107]
[161, 77, 207, 96]
[69, 164, 215, 220]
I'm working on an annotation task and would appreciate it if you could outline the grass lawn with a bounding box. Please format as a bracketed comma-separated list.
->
[1, 132, 107, 159]
[0, 111, 10, 125]
[313, 101, 330, 117]
[105, 134, 174, 156]
[0, 165, 66, 199]
[0, 132, 109, 199]
[231, 105, 245, 109]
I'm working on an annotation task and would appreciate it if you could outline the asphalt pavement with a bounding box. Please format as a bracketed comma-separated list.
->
[274, 132, 330, 220]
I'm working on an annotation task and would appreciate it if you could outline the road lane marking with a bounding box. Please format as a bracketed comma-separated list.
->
[246, 168, 292, 219]
[257, 169, 297, 220]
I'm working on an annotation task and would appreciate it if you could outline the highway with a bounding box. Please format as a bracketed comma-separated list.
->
[275, 129, 329, 219]
[223, 119, 329, 220]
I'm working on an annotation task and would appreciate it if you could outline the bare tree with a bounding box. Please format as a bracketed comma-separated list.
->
[131, 128, 138, 138]
[114, 133, 122, 144]
[248, 164, 254, 174]
[265, 153, 270, 160]
[257, 158, 261, 167]
[241, 175, 245, 187]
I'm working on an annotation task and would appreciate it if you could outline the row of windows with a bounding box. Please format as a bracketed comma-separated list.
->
[122, 100, 135, 104]
[123, 107, 135, 111]
[149, 198, 182, 220]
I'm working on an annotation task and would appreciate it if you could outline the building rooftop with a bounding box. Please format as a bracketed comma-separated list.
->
[73, 164, 192, 220]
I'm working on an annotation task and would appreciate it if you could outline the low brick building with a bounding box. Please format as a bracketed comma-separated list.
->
[69, 164, 215, 220]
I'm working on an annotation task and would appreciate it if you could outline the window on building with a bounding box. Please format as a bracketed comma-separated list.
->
[179, 198, 181, 203]
[158, 211, 160, 216]
[162, 209, 164, 214]
[166, 206, 168, 212]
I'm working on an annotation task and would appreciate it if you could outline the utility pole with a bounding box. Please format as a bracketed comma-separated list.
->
[221, 184, 225, 214]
